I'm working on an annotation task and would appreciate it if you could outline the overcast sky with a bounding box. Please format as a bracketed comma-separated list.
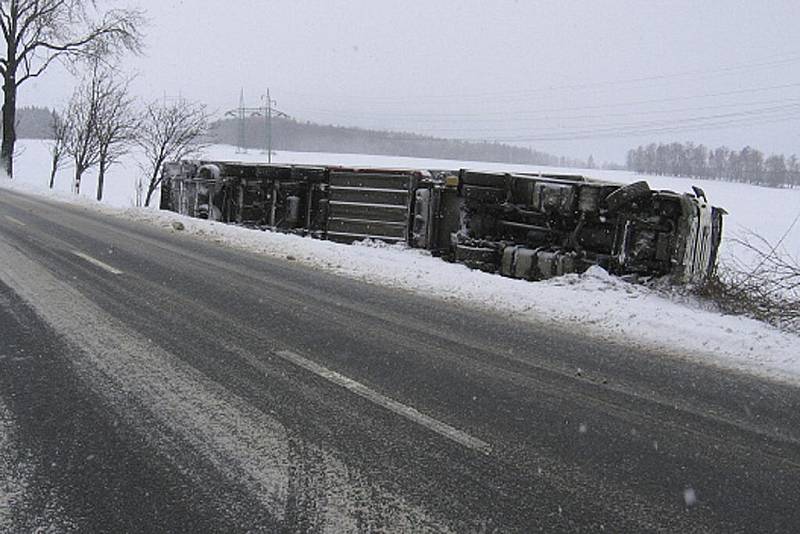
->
[20, 0, 800, 163]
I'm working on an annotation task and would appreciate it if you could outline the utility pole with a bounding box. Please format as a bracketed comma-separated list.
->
[237, 88, 247, 154]
[263, 88, 277, 163]
[226, 89, 289, 162]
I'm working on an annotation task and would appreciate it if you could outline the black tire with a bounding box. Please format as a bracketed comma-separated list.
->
[604, 181, 651, 212]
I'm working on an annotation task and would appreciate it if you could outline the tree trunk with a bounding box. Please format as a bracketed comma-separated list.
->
[49, 155, 58, 189]
[144, 168, 160, 207]
[144, 183, 155, 207]
[1, 72, 18, 178]
[74, 166, 84, 195]
[96, 158, 106, 201]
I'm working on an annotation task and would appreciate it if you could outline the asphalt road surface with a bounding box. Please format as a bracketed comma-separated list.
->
[1, 188, 799, 533]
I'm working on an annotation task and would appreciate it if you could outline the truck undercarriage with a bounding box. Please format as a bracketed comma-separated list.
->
[160, 161, 725, 283]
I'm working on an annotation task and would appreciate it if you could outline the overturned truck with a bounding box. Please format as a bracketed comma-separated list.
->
[160, 161, 725, 282]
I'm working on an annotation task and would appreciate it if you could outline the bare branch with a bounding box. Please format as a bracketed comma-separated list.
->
[48, 108, 69, 188]
[136, 98, 209, 206]
[92, 65, 137, 200]
[694, 219, 800, 333]
[1, 0, 147, 177]
[63, 61, 108, 194]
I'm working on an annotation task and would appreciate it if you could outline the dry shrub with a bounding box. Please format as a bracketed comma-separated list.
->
[695, 215, 800, 333]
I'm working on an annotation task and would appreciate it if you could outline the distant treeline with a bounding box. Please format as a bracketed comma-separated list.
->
[12, 106, 54, 139]
[16, 105, 606, 170]
[626, 142, 800, 188]
[210, 116, 596, 168]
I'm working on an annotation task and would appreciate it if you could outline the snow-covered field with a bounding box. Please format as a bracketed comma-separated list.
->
[2, 139, 799, 383]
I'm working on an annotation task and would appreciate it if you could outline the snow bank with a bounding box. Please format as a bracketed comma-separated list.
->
[3, 140, 799, 384]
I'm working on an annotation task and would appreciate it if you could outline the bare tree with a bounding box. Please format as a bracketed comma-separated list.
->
[133, 173, 144, 206]
[137, 98, 208, 207]
[62, 62, 135, 198]
[0, 1, 145, 178]
[63, 65, 103, 194]
[48, 109, 68, 188]
[93, 69, 136, 201]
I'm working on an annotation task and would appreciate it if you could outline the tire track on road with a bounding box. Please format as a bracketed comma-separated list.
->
[0, 234, 451, 533]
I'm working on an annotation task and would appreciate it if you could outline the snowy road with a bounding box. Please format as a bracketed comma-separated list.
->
[1, 189, 800, 532]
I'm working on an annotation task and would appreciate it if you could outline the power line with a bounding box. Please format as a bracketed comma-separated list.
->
[376, 102, 800, 136]
[276, 50, 800, 103]
[231, 109, 800, 146]
[258, 100, 800, 145]
[226, 79, 800, 148]
[275, 93, 800, 143]
[472, 111, 800, 143]
[291, 81, 800, 121]
[298, 96, 800, 126]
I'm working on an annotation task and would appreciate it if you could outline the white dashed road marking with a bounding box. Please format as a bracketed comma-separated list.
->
[71, 251, 123, 275]
[276, 349, 493, 454]
[4, 215, 25, 226]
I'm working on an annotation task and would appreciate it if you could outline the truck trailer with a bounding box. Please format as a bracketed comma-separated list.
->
[160, 161, 725, 283]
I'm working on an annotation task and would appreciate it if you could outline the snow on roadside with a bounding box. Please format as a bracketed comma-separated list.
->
[2, 173, 799, 385]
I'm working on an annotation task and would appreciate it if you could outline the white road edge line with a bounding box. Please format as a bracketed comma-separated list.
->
[4, 215, 25, 226]
[276, 349, 493, 455]
[71, 251, 123, 275]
